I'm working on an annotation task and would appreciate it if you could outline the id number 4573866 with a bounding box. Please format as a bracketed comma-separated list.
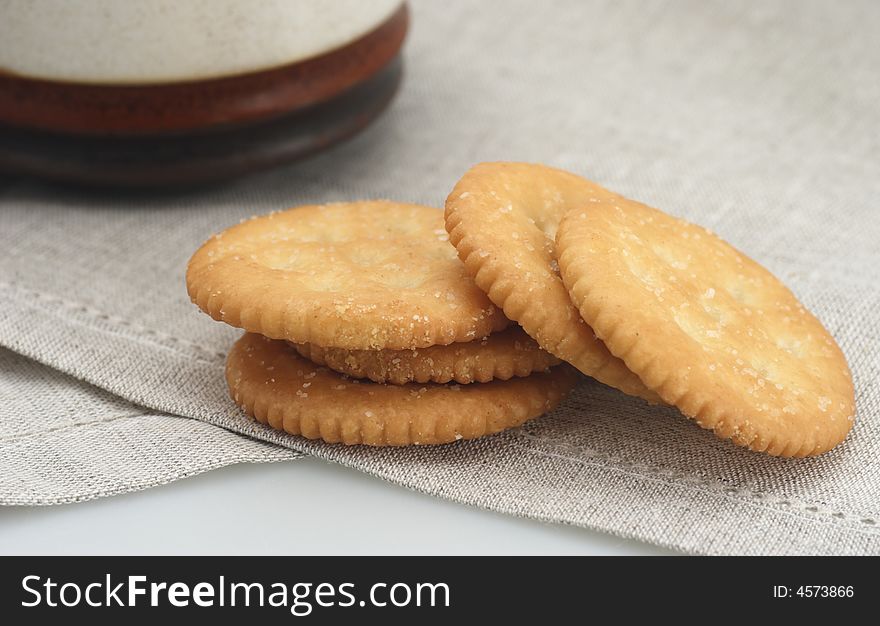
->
[773, 586, 854, 598]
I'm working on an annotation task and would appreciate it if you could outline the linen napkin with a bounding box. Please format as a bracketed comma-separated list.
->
[2, 0, 878, 554]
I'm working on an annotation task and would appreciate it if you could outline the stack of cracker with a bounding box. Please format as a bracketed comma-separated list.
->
[188, 164, 855, 457]
[186, 201, 578, 446]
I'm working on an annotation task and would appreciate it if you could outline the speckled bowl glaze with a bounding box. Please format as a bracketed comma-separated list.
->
[0, 0, 407, 185]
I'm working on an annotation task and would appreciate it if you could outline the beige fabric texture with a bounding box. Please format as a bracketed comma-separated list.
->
[1, 0, 878, 554]
[0, 348, 299, 505]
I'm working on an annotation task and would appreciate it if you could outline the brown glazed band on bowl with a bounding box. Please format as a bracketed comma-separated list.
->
[0, 4, 409, 135]
[0, 57, 403, 187]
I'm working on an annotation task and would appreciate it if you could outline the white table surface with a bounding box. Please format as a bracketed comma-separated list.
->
[0, 458, 670, 555]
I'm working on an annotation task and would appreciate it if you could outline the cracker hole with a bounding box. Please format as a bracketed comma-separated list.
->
[651, 243, 690, 271]
[380, 273, 427, 290]
[775, 334, 806, 358]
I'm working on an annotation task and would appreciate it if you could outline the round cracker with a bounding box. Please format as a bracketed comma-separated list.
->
[187, 201, 509, 350]
[293, 325, 561, 385]
[445, 162, 659, 402]
[556, 199, 855, 457]
[227, 333, 579, 446]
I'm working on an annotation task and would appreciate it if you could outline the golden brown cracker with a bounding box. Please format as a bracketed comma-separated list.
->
[227, 333, 579, 446]
[444, 162, 659, 402]
[556, 198, 855, 457]
[187, 201, 509, 350]
[293, 326, 560, 385]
